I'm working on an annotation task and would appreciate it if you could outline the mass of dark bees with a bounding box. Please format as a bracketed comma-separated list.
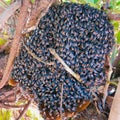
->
[11, 2, 114, 120]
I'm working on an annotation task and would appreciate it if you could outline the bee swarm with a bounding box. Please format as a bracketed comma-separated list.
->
[11, 3, 114, 120]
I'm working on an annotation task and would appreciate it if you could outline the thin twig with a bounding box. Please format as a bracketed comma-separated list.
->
[0, 0, 8, 7]
[94, 101, 101, 114]
[49, 48, 83, 83]
[108, 12, 120, 21]
[60, 83, 63, 120]
[102, 82, 110, 108]
[16, 99, 33, 120]
[0, 103, 26, 109]
[102, 56, 113, 108]
[0, 0, 21, 30]
[0, 93, 16, 103]
[23, 42, 54, 66]
[0, 86, 20, 103]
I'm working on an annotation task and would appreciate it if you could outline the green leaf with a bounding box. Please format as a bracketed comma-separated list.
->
[31, 0, 35, 4]
[0, 109, 12, 120]
[94, 0, 98, 4]
[112, 21, 119, 30]
[113, 22, 119, 28]
[0, 38, 7, 46]
[4, 0, 11, 5]
[86, 0, 98, 4]
[116, 1, 120, 6]
[117, 31, 120, 44]
[71, 0, 79, 2]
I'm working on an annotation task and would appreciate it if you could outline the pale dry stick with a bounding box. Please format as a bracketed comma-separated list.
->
[49, 48, 83, 83]
[2, 92, 16, 103]
[0, 0, 9, 5]
[0, 0, 30, 89]
[94, 101, 101, 114]
[0, 103, 27, 109]
[102, 82, 110, 108]
[23, 42, 54, 66]
[0, 0, 8, 9]
[60, 83, 64, 120]
[0, 86, 19, 103]
[0, 93, 16, 102]
[102, 60, 113, 108]
[0, 0, 21, 30]
[16, 99, 33, 120]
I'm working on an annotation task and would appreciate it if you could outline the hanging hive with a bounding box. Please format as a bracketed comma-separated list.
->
[11, 2, 114, 120]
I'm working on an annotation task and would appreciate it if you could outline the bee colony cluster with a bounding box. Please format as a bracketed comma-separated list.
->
[11, 2, 114, 120]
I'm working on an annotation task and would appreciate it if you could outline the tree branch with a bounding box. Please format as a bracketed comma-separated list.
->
[108, 12, 120, 21]
[0, 0, 57, 90]
[0, 0, 30, 89]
